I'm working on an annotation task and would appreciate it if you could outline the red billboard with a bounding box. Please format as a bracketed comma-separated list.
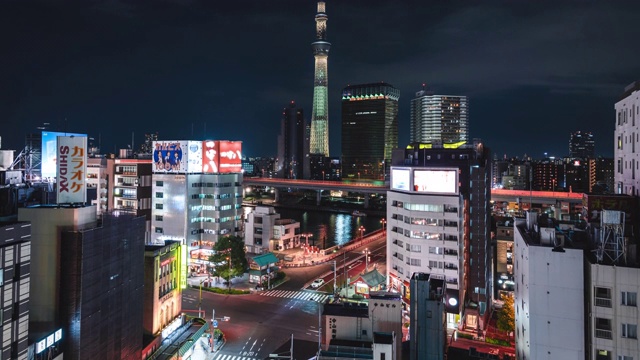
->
[202, 140, 219, 173]
[218, 141, 242, 173]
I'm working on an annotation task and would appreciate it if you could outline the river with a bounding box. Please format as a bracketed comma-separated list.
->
[243, 206, 383, 249]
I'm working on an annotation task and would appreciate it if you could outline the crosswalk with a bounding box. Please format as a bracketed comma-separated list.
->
[211, 354, 258, 360]
[259, 289, 330, 303]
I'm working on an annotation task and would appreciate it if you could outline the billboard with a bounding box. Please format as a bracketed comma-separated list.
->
[56, 136, 87, 204]
[41, 131, 87, 179]
[413, 169, 458, 194]
[187, 141, 203, 173]
[202, 140, 219, 173]
[218, 141, 242, 173]
[582, 194, 637, 222]
[391, 168, 410, 191]
[153, 140, 242, 174]
[153, 141, 187, 173]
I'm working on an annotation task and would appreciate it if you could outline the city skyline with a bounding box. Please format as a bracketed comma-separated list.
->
[2, 1, 640, 158]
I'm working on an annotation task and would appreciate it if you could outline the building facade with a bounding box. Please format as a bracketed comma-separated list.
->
[410, 273, 446, 360]
[143, 240, 183, 337]
[150, 140, 244, 277]
[0, 221, 31, 360]
[386, 142, 491, 331]
[244, 206, 300, 253]
[615, 81, 640, 196]
[277, 101, 305, 179]
[309, 1, 331, 157]
[410, 90, 468, 145]
[513, 214, 585, 360]
[341, 83, 399, 181]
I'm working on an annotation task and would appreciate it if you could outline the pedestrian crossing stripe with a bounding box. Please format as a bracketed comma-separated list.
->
[260, 290, 329, 303]
[213, 355, 259, 360]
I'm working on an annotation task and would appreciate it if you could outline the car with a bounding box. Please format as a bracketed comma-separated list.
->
[311, 278, 325, 288]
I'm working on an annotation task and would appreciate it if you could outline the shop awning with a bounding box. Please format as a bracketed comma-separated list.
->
[252, 252, 279, 267]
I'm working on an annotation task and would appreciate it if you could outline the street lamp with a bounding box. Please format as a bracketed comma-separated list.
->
[302, 233, 313, 247]
[226, 256, 232, 292]
[363, 248, 371, 272]
[380, 218, 386, 231]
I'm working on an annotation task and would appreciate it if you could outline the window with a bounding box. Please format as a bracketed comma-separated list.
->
[410, 258, 421, 266]
[595, 317, 612, 339]
[622, 291, 637, 306]
[155, 215, 163, 221]
[617, 356, 632, 360]
[155, 227, 163, 234]
[155, 192, 163, 198]
[595, 287, 612, 308]
[156, 180, 164, 187]
[622, 324, 637, 339]
[155, 203, 163, 209]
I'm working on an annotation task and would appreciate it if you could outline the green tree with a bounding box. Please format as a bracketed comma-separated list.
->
[497, 293, 515, 335]
[207, 235, 248, 281]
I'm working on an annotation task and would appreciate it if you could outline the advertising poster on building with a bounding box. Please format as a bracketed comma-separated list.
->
[56, 136, 87, 204]
[41, 131, 86, 179]
[218, 141, 242, 173]
[202, 140, 219, 173]
[391, 168, 410, 191]
[413, 169, 458, 194]
[187, 141, 203, 173]
[153, 141, 187, 173]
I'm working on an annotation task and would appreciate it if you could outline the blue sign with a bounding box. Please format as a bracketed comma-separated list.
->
[213, 320, 218, 328]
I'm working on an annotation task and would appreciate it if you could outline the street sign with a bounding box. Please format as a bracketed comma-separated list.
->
[213, 320, 218, 328]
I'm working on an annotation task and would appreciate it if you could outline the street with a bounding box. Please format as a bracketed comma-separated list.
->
[181, 236, 387, 360]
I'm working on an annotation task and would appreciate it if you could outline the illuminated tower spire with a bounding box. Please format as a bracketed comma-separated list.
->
[309, 1, 330, 156]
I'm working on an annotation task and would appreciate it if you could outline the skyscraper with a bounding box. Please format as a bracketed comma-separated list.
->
[341, 82, 399, 180]
[569, 131, 595, 159]
[410, 88, 468, 145]
[309, 1, 330, 156]
[277, 101, 305, 179]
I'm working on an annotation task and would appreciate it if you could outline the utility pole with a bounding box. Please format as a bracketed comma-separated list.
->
[333, 260, 336, 294]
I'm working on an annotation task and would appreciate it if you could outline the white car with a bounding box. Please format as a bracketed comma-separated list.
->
[311, 278, 325, 288]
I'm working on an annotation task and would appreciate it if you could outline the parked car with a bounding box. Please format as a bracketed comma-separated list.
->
[311, 278, 325, 288]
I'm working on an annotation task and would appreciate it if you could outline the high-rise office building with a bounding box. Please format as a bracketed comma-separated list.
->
[569, 131, 595, 159]
[0, 221, 31, 360]
[277, 101, 305, 179]
[410, 89, 468, 144]
[150, 140, 244, 277]
[309, 1, 330, 157]
[387, 141, 491, 331]
[615, 81, 640, 196]
[341, 83, 399, 181]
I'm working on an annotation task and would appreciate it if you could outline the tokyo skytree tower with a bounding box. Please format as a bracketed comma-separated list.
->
[309, 1, 330, 156]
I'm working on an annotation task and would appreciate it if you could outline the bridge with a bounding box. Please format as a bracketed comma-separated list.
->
[243, 177, 584, 207]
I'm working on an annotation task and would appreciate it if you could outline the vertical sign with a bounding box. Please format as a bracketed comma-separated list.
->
[57, 136, 87, 204]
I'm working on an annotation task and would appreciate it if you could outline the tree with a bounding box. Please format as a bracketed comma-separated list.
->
[497, 293, 515, 335]
[208, 235, 248, 281]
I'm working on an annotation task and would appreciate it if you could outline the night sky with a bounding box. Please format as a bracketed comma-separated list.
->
[2, 0, 640, 159]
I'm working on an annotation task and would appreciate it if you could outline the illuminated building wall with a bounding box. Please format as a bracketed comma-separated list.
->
[309, 1, 331, 157]
[614, 81, 640, 196]
[386, 142, 491, 331]
[151, 173, 243, 272]
[0, 221, 31, 360]
[143, 240, 183, 337]
[341, 83, 399, 181]
[410, 89, 468, 145]
[569, 131, 595, 159]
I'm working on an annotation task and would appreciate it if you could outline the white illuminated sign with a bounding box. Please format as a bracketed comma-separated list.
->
[448, 297, 458, 306]
[36, 340, 46, 354]
[391, 169, 410, 191]
[413, 170, 457, 194]
[162, 315, 184, 339]
[56, 136, 87, 204]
